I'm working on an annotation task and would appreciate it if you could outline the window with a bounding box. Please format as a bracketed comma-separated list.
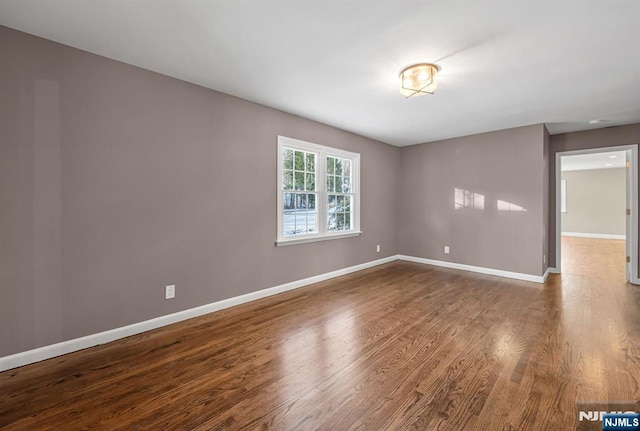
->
[277, 136, 360, 245]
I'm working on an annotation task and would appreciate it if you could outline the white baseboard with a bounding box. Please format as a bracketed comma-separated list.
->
[0, 255, 397, 372]
[0, 253, 553, 372]
[548, 267, 560, 274]
[562, 232, 626, 240]
[398, 255, 546, 284]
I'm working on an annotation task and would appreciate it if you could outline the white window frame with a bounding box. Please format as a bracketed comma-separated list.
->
[276, 135, 361, 246]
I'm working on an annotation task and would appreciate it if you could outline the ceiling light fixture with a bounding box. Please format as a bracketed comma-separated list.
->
[399, 63, 440, 98]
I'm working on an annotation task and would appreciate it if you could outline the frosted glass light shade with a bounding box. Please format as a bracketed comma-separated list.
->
[399, 63, 439, 98]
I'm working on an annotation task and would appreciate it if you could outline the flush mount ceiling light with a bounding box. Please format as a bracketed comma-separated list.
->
[399, 63, 440, 98]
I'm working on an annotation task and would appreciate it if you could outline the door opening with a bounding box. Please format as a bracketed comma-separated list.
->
[555, 145, 639, 284]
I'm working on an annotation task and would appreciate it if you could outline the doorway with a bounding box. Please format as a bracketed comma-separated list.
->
[555, 145, 639, 284]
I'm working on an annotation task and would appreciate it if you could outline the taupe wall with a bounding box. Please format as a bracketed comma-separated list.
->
[0, 26, 400, 357]
[398, 124, 548, 276]
[561, 168, 626, 236]
[549, 124, 640, 266]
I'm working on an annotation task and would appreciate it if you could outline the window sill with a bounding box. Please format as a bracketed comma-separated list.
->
[275, 231, 362, 247]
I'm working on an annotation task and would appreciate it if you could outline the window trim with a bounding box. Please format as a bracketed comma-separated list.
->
[276, 135, 361, 246]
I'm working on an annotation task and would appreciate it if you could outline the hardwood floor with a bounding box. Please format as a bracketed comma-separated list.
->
[561, 235, 626, 280]
[1, 244, 639, 430]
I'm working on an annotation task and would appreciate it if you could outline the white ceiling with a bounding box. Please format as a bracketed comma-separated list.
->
[561, 150, 627, 171]
[1, 0, 639, 146]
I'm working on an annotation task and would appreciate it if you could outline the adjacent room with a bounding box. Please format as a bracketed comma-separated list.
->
[1, 1, 640, 430]
[560, 150, 628, 280]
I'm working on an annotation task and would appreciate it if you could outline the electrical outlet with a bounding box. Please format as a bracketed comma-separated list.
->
[376, 244, 381, 253]
[543, 255, 547, 264]
[444, 246, 450, 254]
[165, 285, 175, 300]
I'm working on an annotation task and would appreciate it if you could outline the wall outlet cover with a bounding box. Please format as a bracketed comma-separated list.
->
[165, 285, 176, 300]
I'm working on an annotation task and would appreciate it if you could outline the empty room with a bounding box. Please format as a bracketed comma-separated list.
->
[1, 1, 639, 430]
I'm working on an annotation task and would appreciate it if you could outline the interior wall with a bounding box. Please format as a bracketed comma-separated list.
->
[5, 21, 640, 360]
[549, 124, 640, 267]
[0, 26, 400, 357]
[397, 124, 547, 276]
[561, 168, 626, 236]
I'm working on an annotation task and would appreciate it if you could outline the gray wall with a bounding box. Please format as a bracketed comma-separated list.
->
[561, 168, 626, 236]
[0, 26, 400, 357]
[398, 124, 548, 276]
[549, 124, 640, 266]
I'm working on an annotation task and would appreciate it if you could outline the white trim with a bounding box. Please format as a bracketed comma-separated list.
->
[555, 152, 562, 274]
[0, 253, 559, 371]
[542, 267, 551, 282]
[561, 232, 626, 240]
[0, 255, 396, 372]
[276, 135, 361, 245]
[398, 255, 546, 284]
[276, 231, 362, 246]
[555, 144, 639, 284]
[548, 267, 560, 274]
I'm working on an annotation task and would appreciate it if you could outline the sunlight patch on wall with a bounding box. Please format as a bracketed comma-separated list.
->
[497, 200, 527, 212]
[454, 188, 485, 210]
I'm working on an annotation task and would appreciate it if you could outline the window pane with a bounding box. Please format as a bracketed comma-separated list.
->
[307, 193, 316, 210]
[283, 193, 318, 236]
[306, 212, 317, 233]
[283, 192, 294, 210]
[295, 210, 307, 234]
[295, 171, 305, 190]
[342, 177, 351, 193]
[335, 177, 342, 193]
[297, 193, 307, 209]
[328, 194, 336, 210]
[295, 151, 305, 170]
[327, 176, 334, 192]
[283, 149, 293, 170]
[327, 157, 335, 175]
[328, 212, 336, 231]
[283, 170, 293, 190]
[324, 193, 354, 232]
[343, 160, 351, 176]
[283, 213, 296, 236]
[306, 153, 315, 173]
[305, 173, 315, 191]
[283, 193, 295, 235]
[327, 213, 344, 231]
[335, 159, 343, 176]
